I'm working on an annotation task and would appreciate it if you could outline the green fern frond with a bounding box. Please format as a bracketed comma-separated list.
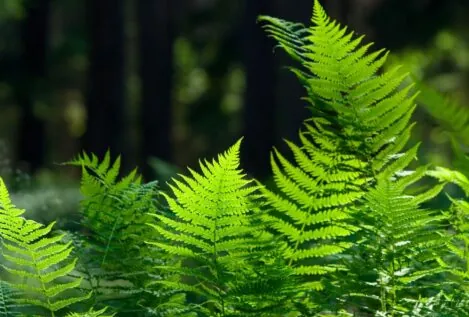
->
[344, 171, 447, 315]
[148, 139, 296, 316]
[65, 307, 115, 317]
[259, 0, 418, 170]
[258, 0, 422, 299]
[0, 177, 90, 315]
[65, 151, 159, 313]
[257, 1, 447, 314]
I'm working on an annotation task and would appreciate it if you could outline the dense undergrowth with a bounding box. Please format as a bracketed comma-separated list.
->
[1, 0, 469, 316]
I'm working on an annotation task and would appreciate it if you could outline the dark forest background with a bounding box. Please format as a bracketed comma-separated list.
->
[1, 0, 469, 185]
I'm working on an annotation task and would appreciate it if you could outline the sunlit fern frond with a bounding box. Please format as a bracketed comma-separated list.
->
[258, 0, 423, 300]
[259, 0, 419, 176]
[259, 128, 365, 293]
[65, 307, 115, 317]
[0, 177, 90, 315]
[147, 139, 296, 316]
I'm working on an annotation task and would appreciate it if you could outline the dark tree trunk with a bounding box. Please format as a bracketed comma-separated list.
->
[83, 0, 126, 160]
[242, 0, 276, 179]
[137, 0, 173, 180]
[16, 0, 50, 173]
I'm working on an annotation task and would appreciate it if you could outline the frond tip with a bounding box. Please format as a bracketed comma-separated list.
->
[147, 139, 294, 315]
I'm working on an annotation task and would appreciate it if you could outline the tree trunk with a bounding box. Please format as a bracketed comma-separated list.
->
[242, 0, 276, 179]
[83, 0, 126, 161]
[16, 0, 50, 173]
[137, 0, 173, 180]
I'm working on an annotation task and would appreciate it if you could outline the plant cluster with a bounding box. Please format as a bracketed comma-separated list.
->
[1, 0, 469, 316]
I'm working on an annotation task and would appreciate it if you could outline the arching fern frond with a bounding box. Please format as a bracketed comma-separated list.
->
[257, 1, 447, 313]
[258, 0, 422, 300]
[147, 139, 297, 316]
[0, 177, 90, 315]
[259, 0, 418, 170]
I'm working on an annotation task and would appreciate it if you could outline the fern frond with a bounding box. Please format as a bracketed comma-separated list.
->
[65, 151, 160, 313]
[258, 1, 445, 313]
[0, 177, 90, 315]
[344, 172, 447, 315]
[65, 307, 115, 317]
[148, 139, 297, 316]
[259, 0, 418, 172]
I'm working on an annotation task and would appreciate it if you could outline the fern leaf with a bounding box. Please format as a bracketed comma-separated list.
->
[66, 307, 115, 317]
[65, 151, 160, 313]
[148, 139, 297, 316]
[0, 177, 90, 315]
[344, 173, 447, 315]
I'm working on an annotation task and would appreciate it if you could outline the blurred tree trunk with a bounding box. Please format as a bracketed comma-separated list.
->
[16, 0, 50, 173]
[83, 0, 126, 161]
[242, 0, 276, 179]
[137, 0, 173, 180]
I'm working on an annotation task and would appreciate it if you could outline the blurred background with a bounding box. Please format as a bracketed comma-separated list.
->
[0, 0, 469, 192]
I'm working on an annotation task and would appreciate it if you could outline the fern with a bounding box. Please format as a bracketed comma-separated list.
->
[65, 307, 115, 317]
[0, 177, 90, 316]
[345, 171, 447, 315]
[258, 0, 426, 302]
[428, 168, 469, 291]
[64, 151, 160, 313]
[147, 139, 297, 316]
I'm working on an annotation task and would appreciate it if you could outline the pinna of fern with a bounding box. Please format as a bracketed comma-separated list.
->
[415, 80, 469, 149]
[146, 139, 298, 316]
[0, 177, 91, 316]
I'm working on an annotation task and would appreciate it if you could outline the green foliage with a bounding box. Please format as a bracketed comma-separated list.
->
[0, 280, 23, 316]
[0, 177, 90, 315]
[65, 307, 114, 317]
[3, 0, 469, 316]
[257, 1, 437, 313]
[64, 151, 159, 313]
[346, 172, 447, 315]
[147, 139, 297, 316]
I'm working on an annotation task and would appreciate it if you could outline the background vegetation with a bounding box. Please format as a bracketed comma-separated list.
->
[0, 0, 468, 182]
